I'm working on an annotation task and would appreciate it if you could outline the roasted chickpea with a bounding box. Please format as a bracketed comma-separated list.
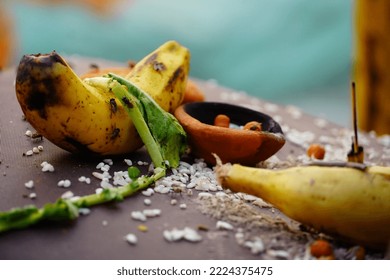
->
[310, 239, 334, 259]
[214, 114, 230, 128]
[243, 121, 262, 132]
[307, 144, 326, 160]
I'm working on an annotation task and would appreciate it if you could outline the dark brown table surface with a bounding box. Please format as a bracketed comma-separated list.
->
[0, 55, 388, 260]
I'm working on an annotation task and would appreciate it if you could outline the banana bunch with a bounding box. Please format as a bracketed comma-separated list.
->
[216, 162, 390, 249]
[15, 41, 190, 155]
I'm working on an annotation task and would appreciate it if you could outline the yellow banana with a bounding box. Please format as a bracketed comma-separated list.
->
[125, 41, 190, 113]
[216, 162, 390, 249]
[15, 41, 190, 155]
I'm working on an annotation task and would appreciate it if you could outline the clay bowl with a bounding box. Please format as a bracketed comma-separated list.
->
[174, 102, 285, 165]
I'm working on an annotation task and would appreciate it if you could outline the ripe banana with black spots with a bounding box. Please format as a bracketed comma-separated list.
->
[216, 162, 390, 249]
[124, 43, 189, 113]
[15, 41, 190, 155]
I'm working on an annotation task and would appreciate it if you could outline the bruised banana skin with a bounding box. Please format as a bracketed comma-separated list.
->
[217, 164, 390, 249]
[15, 52, 138, 155]
[125, 41, 190, 112]
[15, 41, 190, 155]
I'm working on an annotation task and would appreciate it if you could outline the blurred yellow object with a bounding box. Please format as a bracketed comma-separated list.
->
[355, 0, 390, 135]
[0, 7, 14, 70]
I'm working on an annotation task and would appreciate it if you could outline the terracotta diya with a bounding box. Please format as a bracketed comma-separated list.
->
[174, 102, 285, 165]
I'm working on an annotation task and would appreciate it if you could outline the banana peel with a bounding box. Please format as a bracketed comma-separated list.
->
[80, 67, 205, 104]
[15, 41, 190, 155]
[216, 160, 390, 249]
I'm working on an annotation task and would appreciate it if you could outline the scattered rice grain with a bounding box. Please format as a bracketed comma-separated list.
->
[124, 233, 138, 245]
[163, 227, 202, 243]
[69, 196, 80, 203]
[92, 171, 105, 180]
[24, 180, 34, 189]
[131, 211, 147, 222]
[142, 188, 154, 197]
[163, 228, 185, 242]
[78, 208, 91, 215]
[155, 185, 171, 194]
[186, 182, 196, 189]
[215, 191, 228, 198]
[143, 208, 161, 218]
[63, 179, 71, 188]
[29, 192, 37, 199]
[267, 249, 290, 259]
[198, 192, 213, 199]
[244, 238, 265, 255]
[143, 198, 151, 206]
[179, 203, 187, 210]
[41, 161, 54, 172]
[61, 190, 74, 199]
[103, 158, 113, 165]
[216, 220, 234, 231]
[183, 227, 202, 242]
[78, 176, 91, 184]
[235, 231, 245, 245]
[57, 179, 71, 188]
[100, 180, 113, 189]
[100, 164, 110, 172]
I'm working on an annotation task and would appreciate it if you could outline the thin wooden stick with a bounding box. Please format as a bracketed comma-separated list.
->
[351, 82, 359, 154]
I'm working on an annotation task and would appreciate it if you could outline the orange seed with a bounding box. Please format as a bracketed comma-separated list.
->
[307, 144, 326, 160]
[243, 121, 262, 132]
[310, 239, 334, 259]
[214, 114, 230, 128]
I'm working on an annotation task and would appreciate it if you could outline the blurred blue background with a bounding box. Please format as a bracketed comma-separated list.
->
[4, 0, 353, 126]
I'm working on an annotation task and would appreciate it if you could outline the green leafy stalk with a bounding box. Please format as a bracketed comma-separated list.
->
[73, 167, 165, 208]
[108, 73, 187, 169]
[0, 168, 165, 233]
[85, 75, 187, 169]
[110, 82, 165, 168]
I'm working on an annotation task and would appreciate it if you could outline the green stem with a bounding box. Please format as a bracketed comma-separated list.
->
[111, 84, 165, 169]
[0, 168, 165, 233]
[109, 73, 187, 169]
[0, 207, 45, 233]
[73, 167, 165, 208]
